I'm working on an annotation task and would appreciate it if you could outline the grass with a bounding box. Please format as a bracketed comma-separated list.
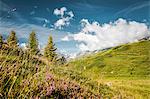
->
[69, 40, 150, 77]
[0, 47, 104, 98]
[0, 40, 150, 98]
[57, 40, 150, 98]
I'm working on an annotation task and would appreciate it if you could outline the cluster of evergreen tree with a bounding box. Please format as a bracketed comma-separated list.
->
[0, 31, 66, 64]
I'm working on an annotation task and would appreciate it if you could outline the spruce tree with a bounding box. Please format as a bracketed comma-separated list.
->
[44, 35, 57, 61]
[7, 31, 18, 47]
[0, 34, 3, 48]
[28, 31, 39, 55]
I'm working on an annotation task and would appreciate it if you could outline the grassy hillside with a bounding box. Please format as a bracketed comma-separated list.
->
[69, 40, 150, 77]
[55, 40, 150, 98]
[0, 40, 150, 98]
[0, 48, 101, 98]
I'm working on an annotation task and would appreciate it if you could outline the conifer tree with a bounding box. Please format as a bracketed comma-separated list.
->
[0, 34, 3, 48]
[44, 35, 57, 61]
[7, 31, 18, 47]
[28, 31, 39, 55]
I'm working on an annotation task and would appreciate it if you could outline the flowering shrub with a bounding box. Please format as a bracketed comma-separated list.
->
[0, 51, 103, 98]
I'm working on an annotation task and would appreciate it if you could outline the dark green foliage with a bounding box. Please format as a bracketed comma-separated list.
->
[7, 31, 18, 48]
[0, 34, 3, 48]
[44, 35, 57, 62]
[28, 31, 39, 55]
[59, 56, 66, 64]
[56, 55, 67, 65]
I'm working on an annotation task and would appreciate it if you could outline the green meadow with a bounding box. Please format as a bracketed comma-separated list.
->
[63, 40, 150, 98]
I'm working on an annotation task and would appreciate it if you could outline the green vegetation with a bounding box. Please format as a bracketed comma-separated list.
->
[65, 40, 150, 98]
[7, 31, 18, 48]
[0, 49, 100, 98]
[69, 40, 150, 77]
[44, 35, 57, 62]
[0, 31, 150, 98]
[28, 31, 39, 55]
[0, 32, 102, 98]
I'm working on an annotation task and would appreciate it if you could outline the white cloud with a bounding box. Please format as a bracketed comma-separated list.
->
[54, 7, 67, 17]
[63, 18, 150, 52]
[61, 33, 73, 41]
[54, 18, 67, 29]
[61, 35, 70, 41]
[54, 17, 70, 29]
[68, 11, 74, 18]
[53, 7, 74, 29]
[19, 43, 28, 50]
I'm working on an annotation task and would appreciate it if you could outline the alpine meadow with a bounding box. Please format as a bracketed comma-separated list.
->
[0, 0, 150, 98]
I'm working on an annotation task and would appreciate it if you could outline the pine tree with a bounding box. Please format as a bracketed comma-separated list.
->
[44, 35, 57, 62]
[7, 31, 18, 47]
[0, 34, 3, 48]
[28, 31, 39, 55]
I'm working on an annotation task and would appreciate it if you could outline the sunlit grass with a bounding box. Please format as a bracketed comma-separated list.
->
[63, 40, 150, 98]
[0, 47, 103, 98]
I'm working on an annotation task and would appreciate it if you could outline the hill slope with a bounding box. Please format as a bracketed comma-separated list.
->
[60, 40, 150, 98]
[69, 40, 150, 77]
[0, 40, 150, 98]
[0, 48, 101, 98]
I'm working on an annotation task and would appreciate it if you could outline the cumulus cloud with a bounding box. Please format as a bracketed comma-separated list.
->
[62, 18, 150, 52]
[61, 33, 73, 41]
[61, 36, 70, 41]
[53, 7, 74, 29]
[54, 7, 67, 17]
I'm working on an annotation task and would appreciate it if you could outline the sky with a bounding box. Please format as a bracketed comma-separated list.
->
[0, 0, 150, 56]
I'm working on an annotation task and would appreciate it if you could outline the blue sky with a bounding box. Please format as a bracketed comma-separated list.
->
[0, 0, 150, 55]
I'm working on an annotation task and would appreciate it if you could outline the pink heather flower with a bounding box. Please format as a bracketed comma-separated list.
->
[46, 86, 54, 96]
[45, 73, 53, 81]
[63, 83, 68, 90]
